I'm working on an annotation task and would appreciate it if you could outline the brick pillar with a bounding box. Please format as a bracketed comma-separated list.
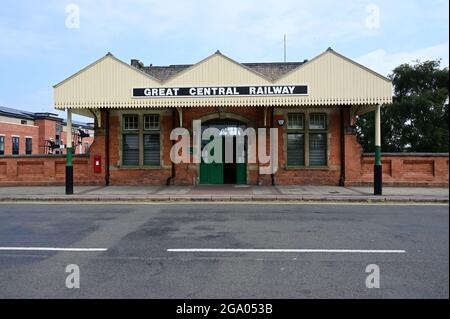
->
[88, 110, 108, 186]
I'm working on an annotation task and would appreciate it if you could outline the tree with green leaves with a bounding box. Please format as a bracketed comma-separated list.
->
[357, 60, 449, 153]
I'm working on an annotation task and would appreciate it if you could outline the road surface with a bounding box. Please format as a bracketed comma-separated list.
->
[0, 202, 448, 299]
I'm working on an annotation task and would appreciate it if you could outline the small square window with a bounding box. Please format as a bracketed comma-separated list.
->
[144, 115, 160, 130]
[309, 114, 327, 130]
[287, 113, 304, 130]
[123, 115, 139, 131]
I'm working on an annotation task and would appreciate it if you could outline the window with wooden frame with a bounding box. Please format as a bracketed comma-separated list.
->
[287, 113, 305, 166]
[143, 114, 161, 166]
[308, 113, 328, 166]
[121, 114, 161, 167]
[122, 115, 140, 166]
[123, 114, 139, 131]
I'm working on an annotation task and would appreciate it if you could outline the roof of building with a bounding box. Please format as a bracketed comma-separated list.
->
[0, 106, 36, 120]
[54, 49, 393, 112]
[0, 106, 93, 129]
[143, 61, 307, 81]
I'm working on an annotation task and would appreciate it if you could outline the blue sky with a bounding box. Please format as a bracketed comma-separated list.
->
[0, 0, 448, 121]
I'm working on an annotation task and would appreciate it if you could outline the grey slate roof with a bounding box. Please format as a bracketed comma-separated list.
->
[143, 65, 192, 82]
[242, 62, 305, 81]
[0, 105, 92, 129]
[0, 106, 35, 120]
[143, 61, 306, 82]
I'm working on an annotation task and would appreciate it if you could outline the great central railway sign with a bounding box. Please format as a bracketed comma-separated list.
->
[132, 85, 308, 98]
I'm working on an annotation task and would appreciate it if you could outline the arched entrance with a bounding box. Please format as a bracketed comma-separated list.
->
[199, 118, 248, 185]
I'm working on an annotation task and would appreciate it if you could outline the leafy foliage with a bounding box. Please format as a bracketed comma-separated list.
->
[357, 60, 449, 153]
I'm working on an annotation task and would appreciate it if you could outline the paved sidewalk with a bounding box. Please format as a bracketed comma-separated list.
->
[0, 185, 448, 203]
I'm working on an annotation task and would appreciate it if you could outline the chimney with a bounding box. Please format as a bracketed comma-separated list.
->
[131, 59, 144, 70]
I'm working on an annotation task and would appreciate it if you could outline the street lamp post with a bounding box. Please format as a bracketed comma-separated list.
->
[66, 108, 74, 195]
[374, 104, 382, 195]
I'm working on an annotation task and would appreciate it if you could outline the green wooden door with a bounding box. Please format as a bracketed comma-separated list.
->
[199, 138, 224, 185]
[236, 163, 247, 185]
[200, 162, 224, 184]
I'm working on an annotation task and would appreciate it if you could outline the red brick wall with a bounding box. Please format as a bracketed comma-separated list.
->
[101, 107, 273, 186]
[103, 107, 355, 186]
[0, 155, 101, 186]
[1, 107, 448, 188]
[347, 154, 449, 187]
[103, 107, 359, 186]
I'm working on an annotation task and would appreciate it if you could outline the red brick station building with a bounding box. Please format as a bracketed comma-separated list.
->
[0, 48, 448, 187]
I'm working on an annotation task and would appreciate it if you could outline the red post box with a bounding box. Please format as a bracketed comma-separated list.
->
[94, 155, 102, 174]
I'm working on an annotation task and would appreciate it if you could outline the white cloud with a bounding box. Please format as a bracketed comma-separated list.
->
[356, 42, 450, 77]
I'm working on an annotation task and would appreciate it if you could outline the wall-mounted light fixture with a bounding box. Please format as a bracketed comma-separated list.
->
[277, 119, 286, 127]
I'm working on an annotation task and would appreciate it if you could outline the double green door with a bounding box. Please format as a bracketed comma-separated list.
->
[200, 136, 247, 185]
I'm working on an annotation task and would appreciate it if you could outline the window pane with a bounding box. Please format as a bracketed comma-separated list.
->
[144, 115, 160, 130]
[288, 113, 304, 130]
[0, 136, 4, 155]
[56, 125, 62, 145]
[287, 133, 305, 166]
[144, 133, 160, 166]
[309, 114, 327, 130]
[309, 133, 327, 166]
[122, 134, 139, 165]
[123, 115, 139, 130]
[12, 137, 19, 155]
[26, 138, 32, 155]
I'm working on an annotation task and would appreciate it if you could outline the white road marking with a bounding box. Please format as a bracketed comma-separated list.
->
[168, 249, 407, 254]
[0, 247, 108, 252]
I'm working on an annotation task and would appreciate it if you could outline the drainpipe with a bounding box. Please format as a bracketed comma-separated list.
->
[105, 109, 110, 186]
[167, 108, 177, 185]
[339, 108, 346, 187]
